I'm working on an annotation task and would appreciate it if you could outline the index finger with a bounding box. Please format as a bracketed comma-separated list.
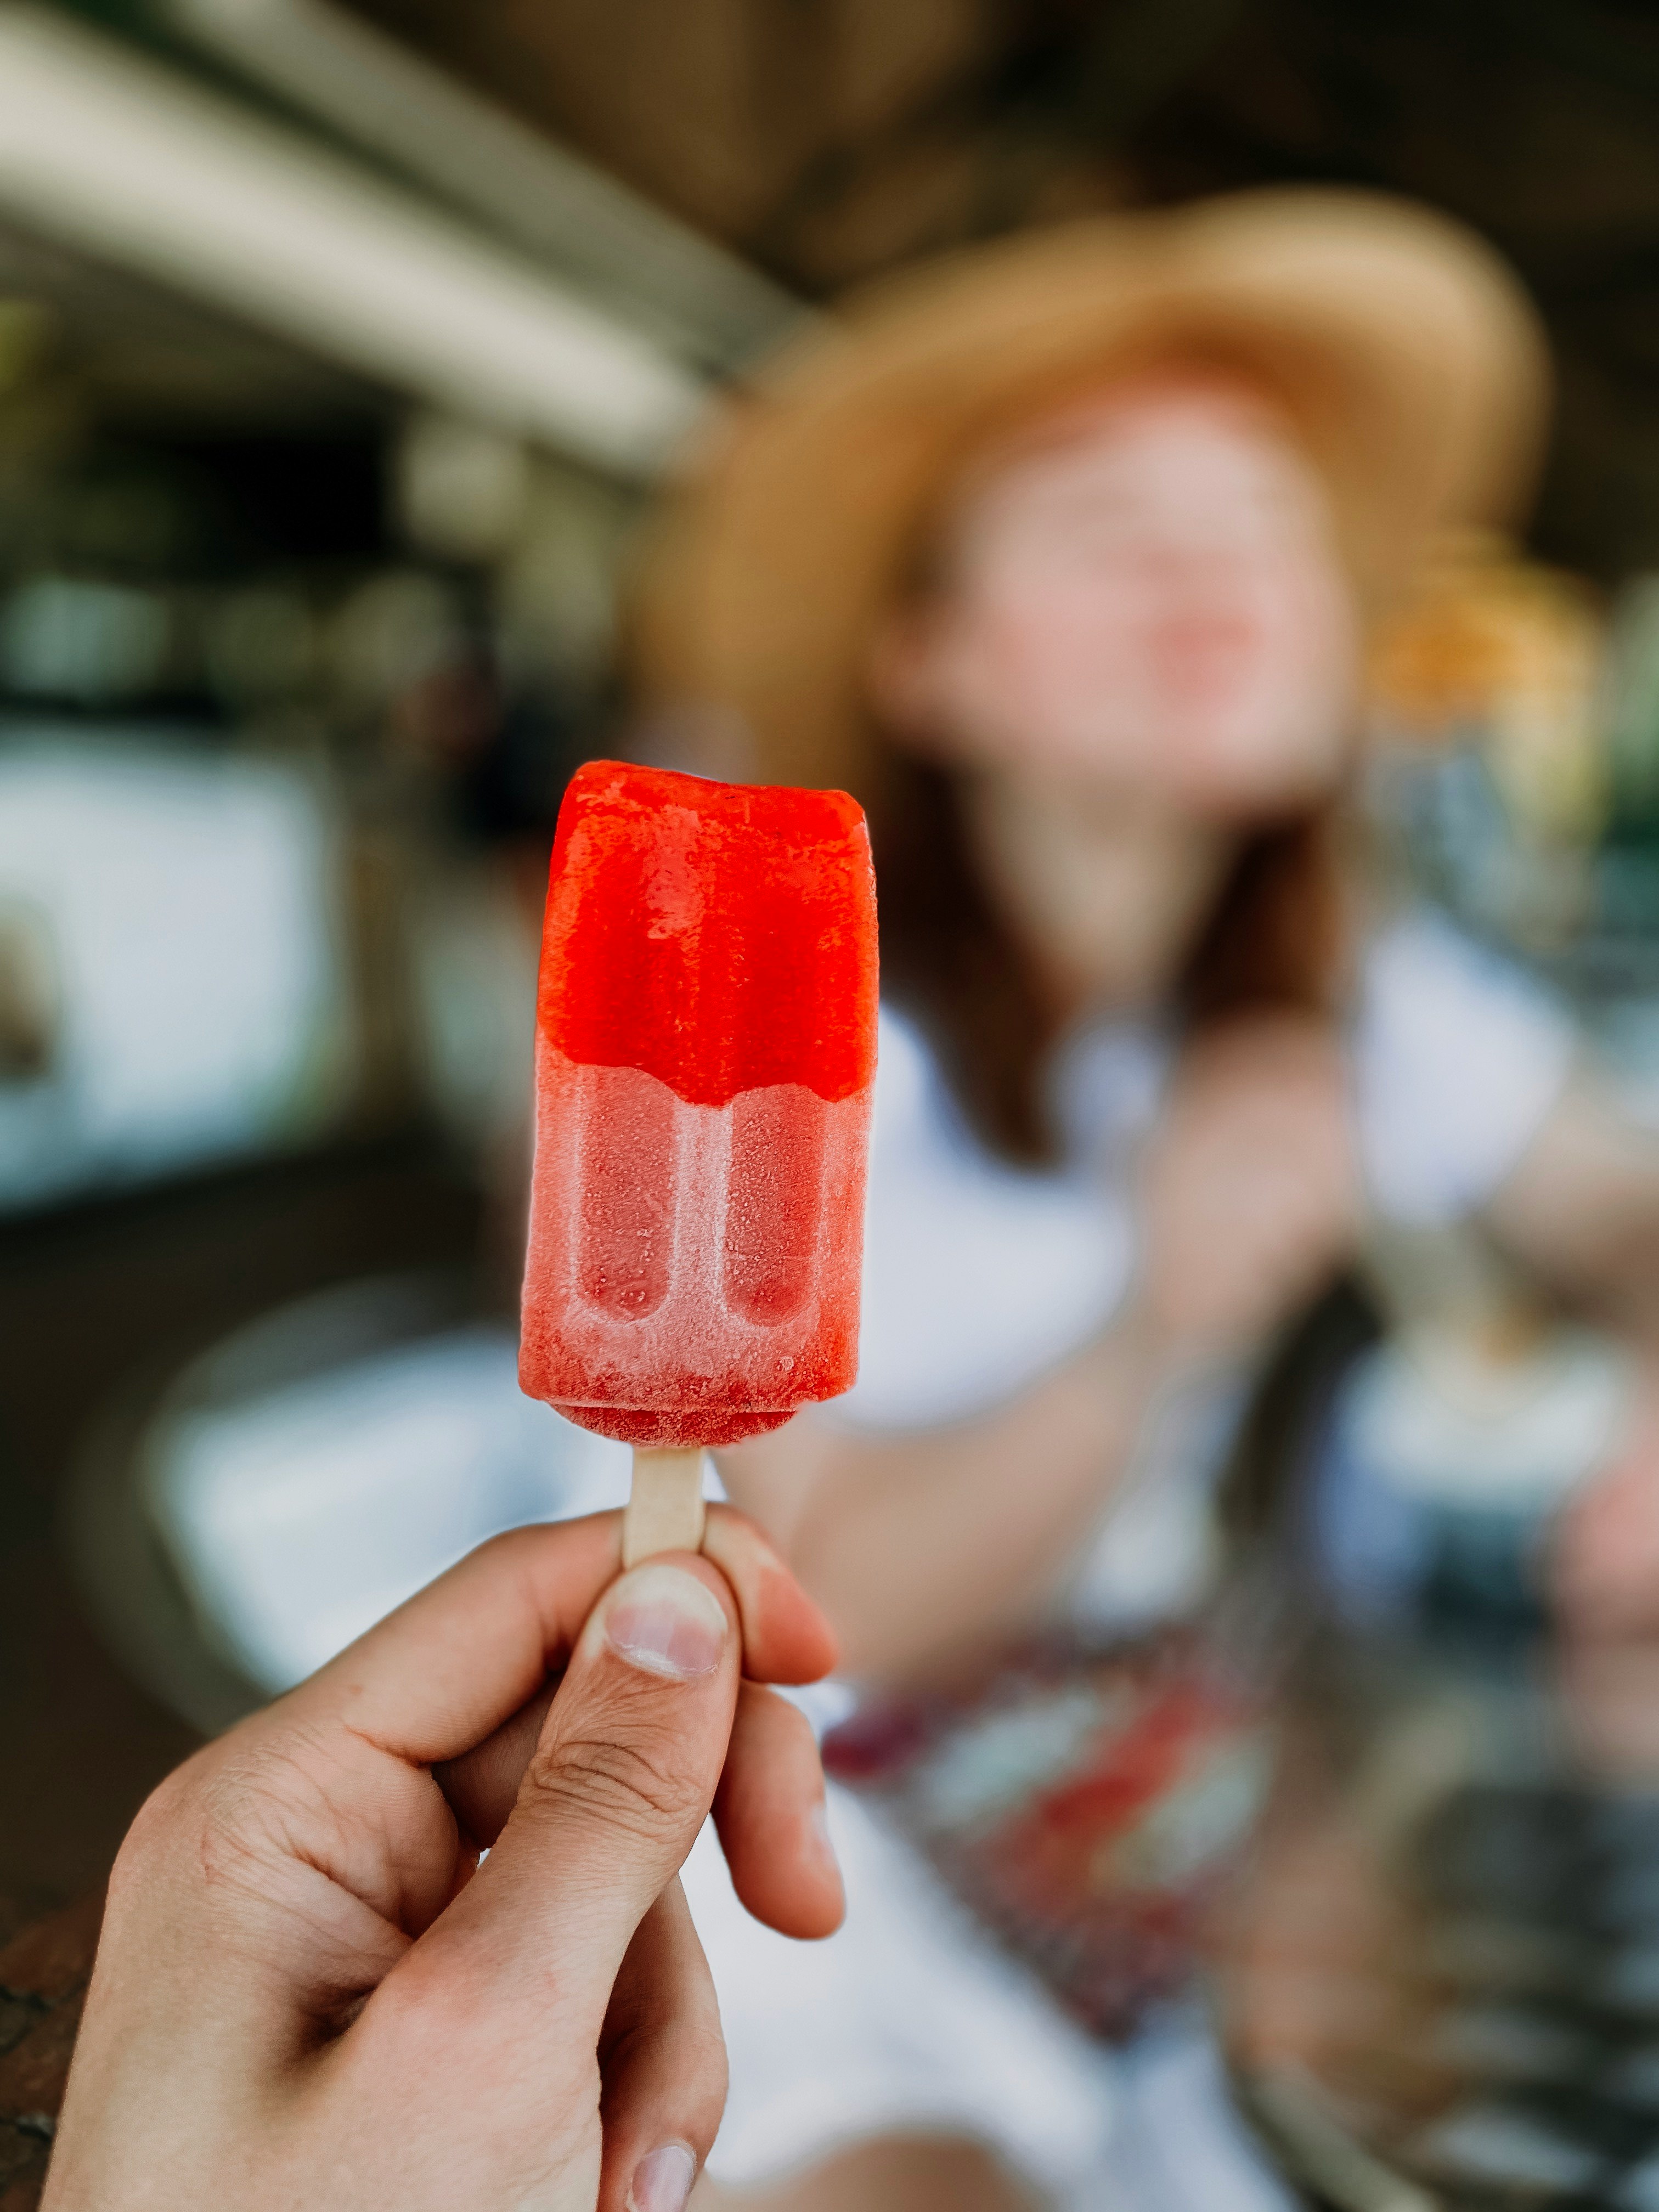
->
[286, 1514, 625, 1768]
[285, 1506, 838, 1771]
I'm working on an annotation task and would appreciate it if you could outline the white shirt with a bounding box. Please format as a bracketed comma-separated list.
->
[838, 909, 1576, 1433]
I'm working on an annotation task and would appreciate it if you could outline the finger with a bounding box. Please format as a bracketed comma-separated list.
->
[156, 1519, 623, 1975]
[435, 1681, 557, 1849]
[702, 1506, 839, 1684]
[713, 1683, 844, 1939]
[597, 1881, 726, 2212]
[398, 1555, 741, 2042]
[288, 1513, 625, 1765]
[435, 1509, 838, 1848]
[289, 1509, 833, 1782]
[438, 1679, 842, 1944]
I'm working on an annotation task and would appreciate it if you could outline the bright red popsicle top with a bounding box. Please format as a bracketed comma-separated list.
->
[521, 759, 879, 1449]
[540, 760, 876, 1106]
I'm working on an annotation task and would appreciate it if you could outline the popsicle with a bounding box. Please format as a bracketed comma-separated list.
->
[520, 759, 878, 1563]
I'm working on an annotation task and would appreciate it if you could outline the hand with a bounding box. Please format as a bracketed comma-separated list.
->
[1140, 1015, 1359, 1353]
[45, 1508, 842, 2212]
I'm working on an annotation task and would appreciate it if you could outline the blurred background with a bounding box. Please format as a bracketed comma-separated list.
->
[16, 3, 1659, 2203]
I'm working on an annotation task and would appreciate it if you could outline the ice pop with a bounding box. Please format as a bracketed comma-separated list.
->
[520, 760, 878, 1557]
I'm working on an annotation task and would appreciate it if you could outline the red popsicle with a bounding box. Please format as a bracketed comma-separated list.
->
[520, 760, 878, 1555]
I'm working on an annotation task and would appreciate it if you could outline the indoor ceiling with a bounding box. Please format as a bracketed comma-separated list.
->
[340, 0, 1659, 579]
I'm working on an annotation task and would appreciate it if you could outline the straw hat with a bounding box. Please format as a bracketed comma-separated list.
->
[634, 188, 1551, 796]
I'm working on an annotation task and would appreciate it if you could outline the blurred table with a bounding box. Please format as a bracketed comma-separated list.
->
[1222, 1629, 1659, 2210]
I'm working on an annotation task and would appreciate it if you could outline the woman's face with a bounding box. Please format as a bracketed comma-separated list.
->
[871, 380, 1359, 818]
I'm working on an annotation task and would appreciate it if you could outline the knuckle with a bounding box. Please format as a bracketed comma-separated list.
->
[108, 1765, 196, 1896]
[523, 1730, 706, 1842]
[194, 1733, 292, 1844]
[130, 1729, 316, 1898]
[106, 1736, 283, 1918]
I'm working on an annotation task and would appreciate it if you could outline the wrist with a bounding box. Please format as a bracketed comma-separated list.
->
[1094, 1298, 1252, 1419]
[1092, 1297, 1184, 1385]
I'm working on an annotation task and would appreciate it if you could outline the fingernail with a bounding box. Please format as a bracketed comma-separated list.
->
[603, 1565, 727, 1681]
[628, 2141, 696, 2212]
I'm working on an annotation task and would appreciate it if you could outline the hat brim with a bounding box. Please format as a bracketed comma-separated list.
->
[636, 188, 1551, 794]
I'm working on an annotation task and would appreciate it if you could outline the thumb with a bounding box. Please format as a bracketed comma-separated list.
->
[413, 1556, 740, 2046]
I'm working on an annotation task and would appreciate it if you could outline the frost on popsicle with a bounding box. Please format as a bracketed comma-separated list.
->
[520, 760, 878, 1448]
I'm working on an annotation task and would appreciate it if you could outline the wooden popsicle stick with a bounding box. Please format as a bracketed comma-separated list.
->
[623, 1446, 708, 1566]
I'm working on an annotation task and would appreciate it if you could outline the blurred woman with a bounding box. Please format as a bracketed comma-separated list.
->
[634, 191, 1659, 2211]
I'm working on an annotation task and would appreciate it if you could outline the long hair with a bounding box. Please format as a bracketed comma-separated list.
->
[873, 749, 1346, 1165]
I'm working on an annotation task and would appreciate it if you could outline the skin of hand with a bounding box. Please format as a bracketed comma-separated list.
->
[1139, 1014, 1361, 1356]
[43, 1507, 843, 2212]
